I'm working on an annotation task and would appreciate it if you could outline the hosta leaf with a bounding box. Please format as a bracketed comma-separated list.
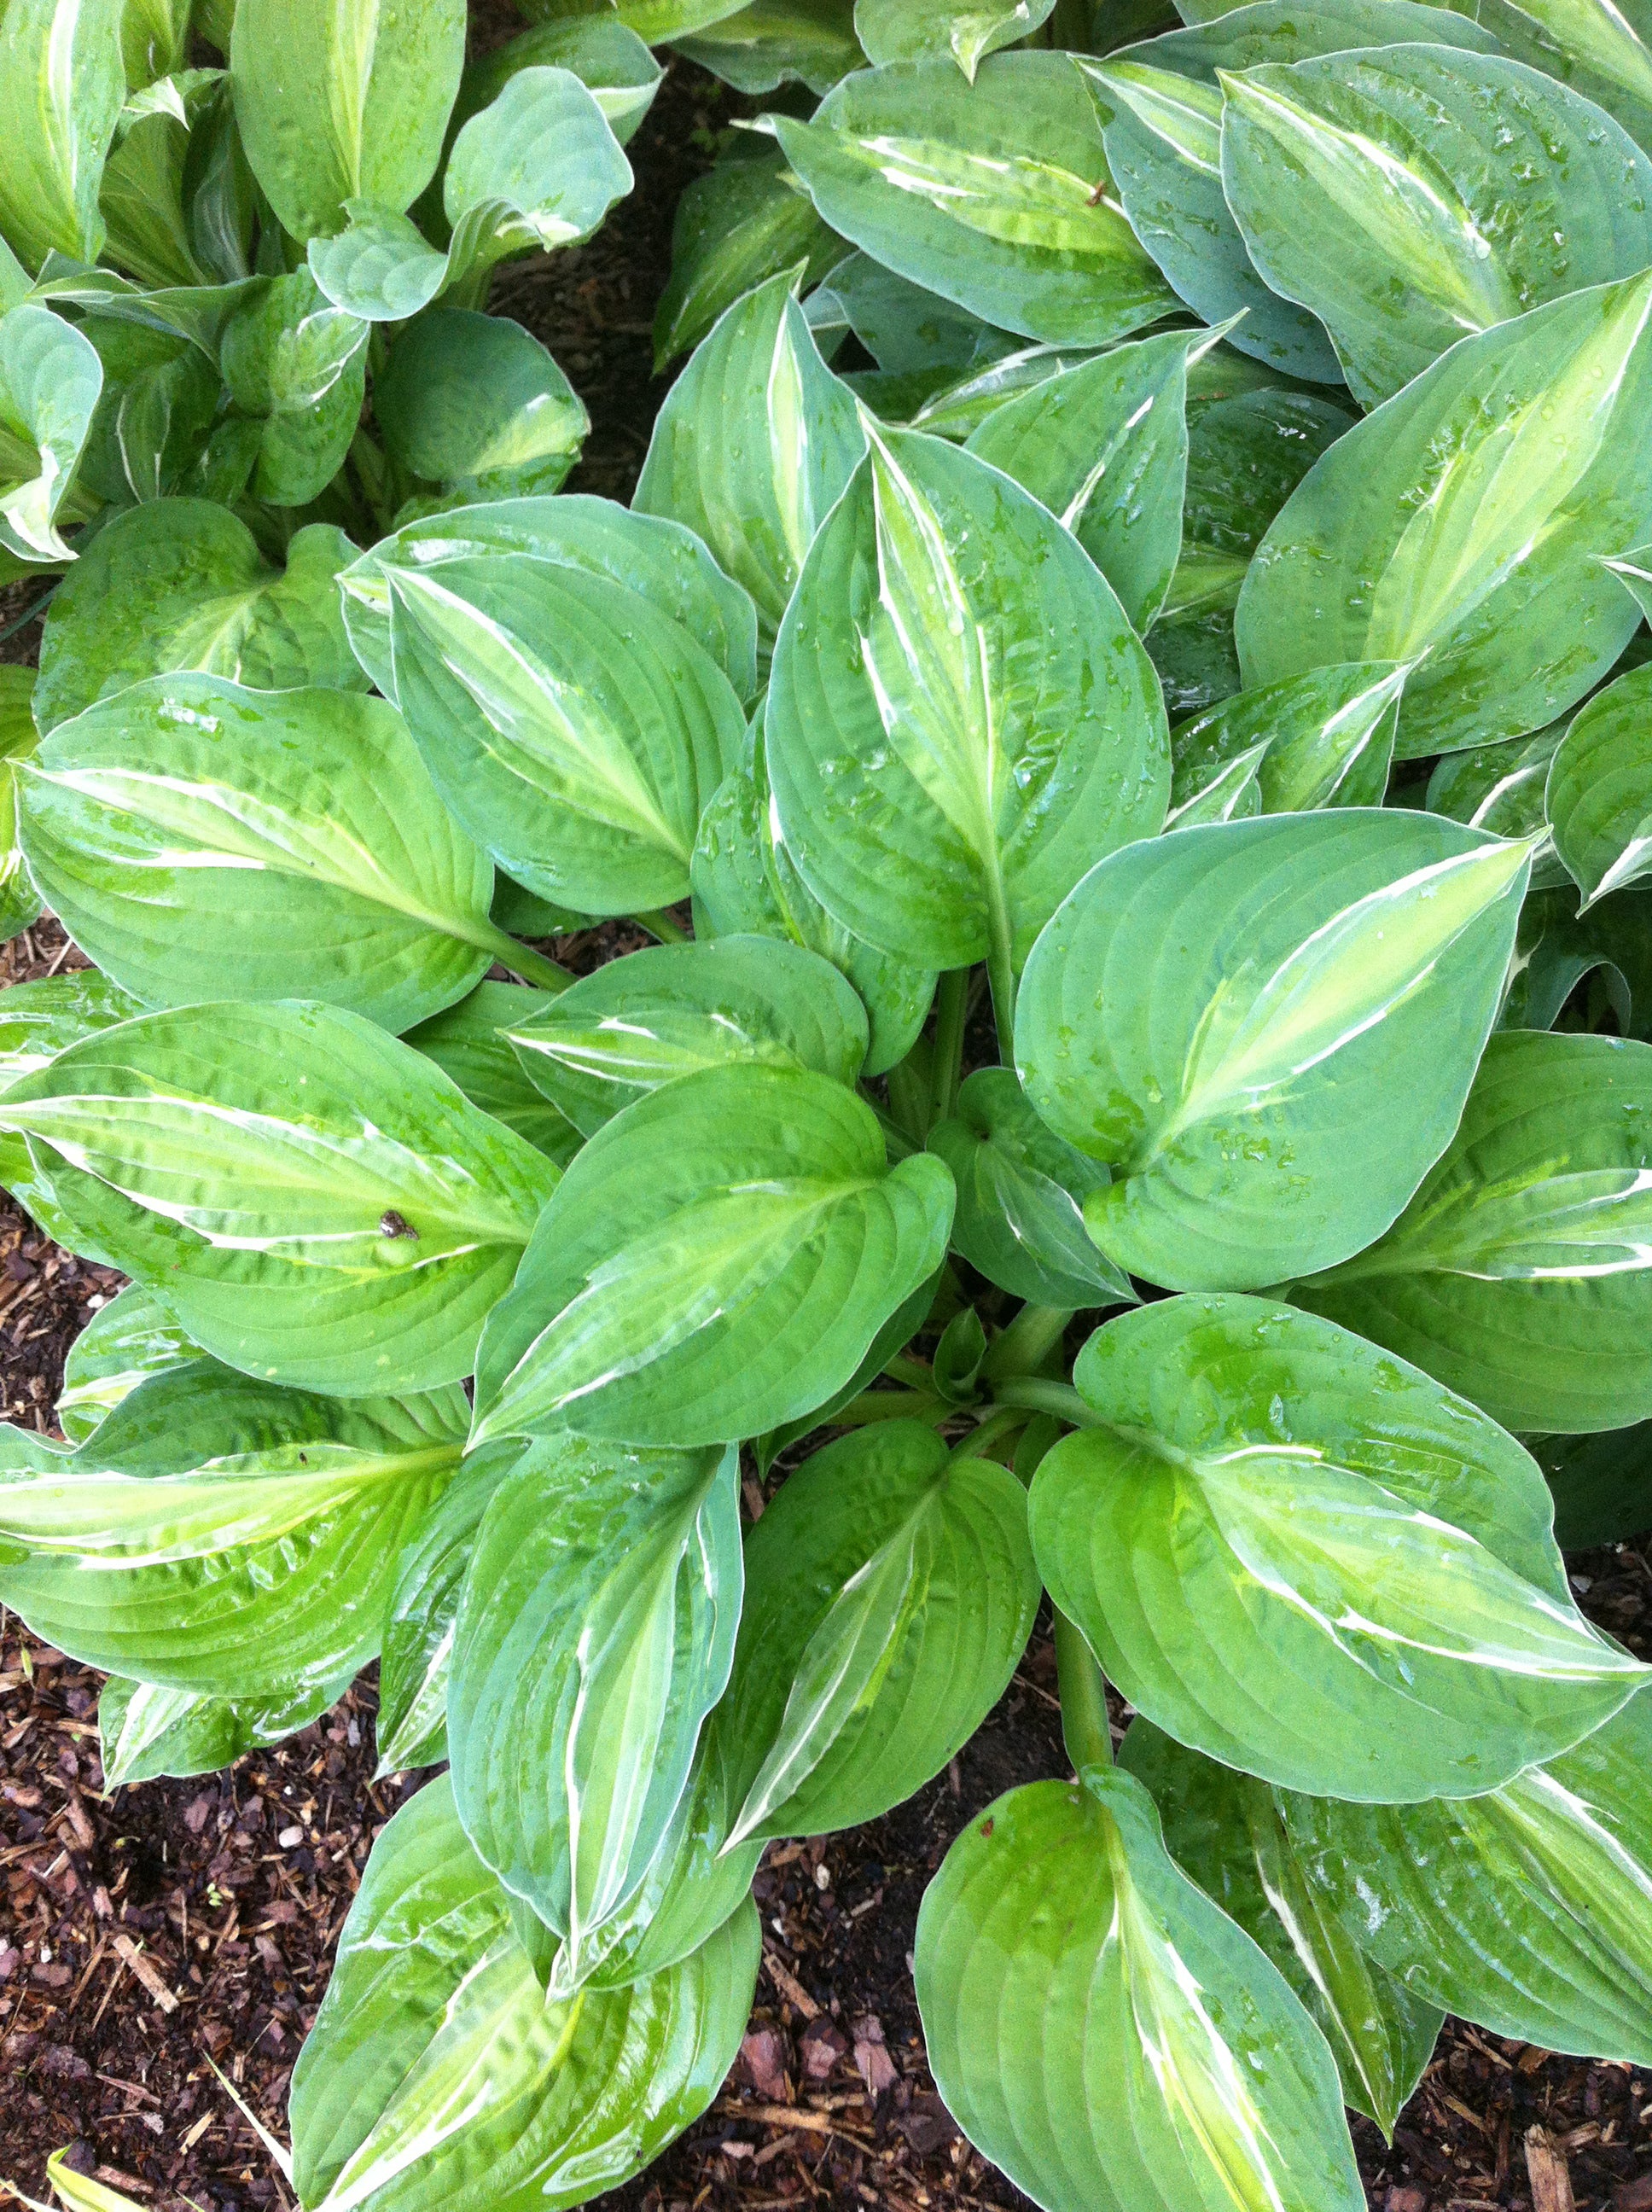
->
[718, 1422, 1038, 1845]
[928, 1067, 1137, 1309]
[635, 269, 866, 651]
[1081, 56, 1343, 383]
[0, 305, 102, 567]
[1537, 1424, 1652, 1545]
[35, 503, 364, 732]
[675, 0, 864, 94]
[965, 326, 1223, 632]
[1120, 1720, 1442, 2135]
[457, 19, 663, 147]
[854, 0, 1056, 77]
[0, 0, 125, 271]
[901, 340, 1109, 440]
[654, 151, 845, 371]
[98, 1669, 340, 1785]
[772, 55, 1176, 346]
[768, 425, 1169, 980]
[471, 1063, 954, 1449]
[404, 983, 580, 1168]
[1221, 49, 1652, 409]
[1284, 1694, 1652, 2064]
[219, 270, 369, 507]
[1428, 720, 1566, 849]
[813, 250, 1004, 375]
[56, 1281, 200, 1445]
[450, 1435, 741, 1975]
[1451, 0, 1652, 159]
[0, 1000, 558, 1395]
[1499, 881, 1652, 1033]
[1169, 662, 1405, 818]
[376, 1444, 518, 1776]
[914, 1767, 1363, 2212]
[1548, 665, 1652, 906]
[342, 494, 759, 707]
[230, 0, 466, 242]
[1032, 1295, 1643, 1799]
[0, 670, 41, 946]
[20, 676, 520, 1033]
[504, 935, 868, 1138]
[1122, 0, 1504, 76]
[119, 0, 191, 84]
[1236, 271, 1652, 758]
[0, 1362, 468, 1698]
[1015, 811, 1529, 1290]
[691, 715, 936, 1079]
[441, 67, 632, 278]
[0, 971, 144, 1249]
[1290, 1028, 1652, 1432]
[375, 310, 588, 504]
[70, 315, 224, 512]
[289, 1773, 759, 2212]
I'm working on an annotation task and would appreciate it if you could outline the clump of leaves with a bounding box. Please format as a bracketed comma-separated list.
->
[3, 0, 1652, 2208]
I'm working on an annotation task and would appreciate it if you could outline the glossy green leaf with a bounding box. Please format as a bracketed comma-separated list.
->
[635, 269, 866, 651]
[1433, 0, 1652, 161]
[854, 0, 1056, 76]
[812, 249, 1004, 375]
[442, 67, 632, 273]
[36, 503, 365, 731]
[928, 1067, 1137, 1309]
[899, 340, 1109, 440]
[219, 269, 369, 506]
[289, 1773, 759, 2212]
[98, 1669, 340, 1785]
[230, 0, 466, 242]
[376, 310, 588, 504]
[675, 0, 864, 93]
[1016, 811, 1529, 1290]
[1121, 0, 1504, 77]
[504, 935, 868, 1138]
[965, 327, 1224, 632]
[718, 1421, 1038, 1845]
[772, 55, 1176, 346]
[376, 1443, 519, 1776]
[1284, 1694, 1652, 2064]
[691, 714, 936, 1079]
[0, 304, 102, 567]
[0, 1361, 468, 1699]
[915, 1767, 1363, 2212]
[769, 424, 1169, 979]
[56, 1280, 200, 1445]
[1221, 49, 1652, 408]
[0, 0, 125, 271]
[97, 77, 216, 291]
[404, 982, 580, 1168]
[0, 999, 558, 1395]
[119, 0, 191, 83]
[1120, 1720, 1442, 2135]
[0, 669, 40, 945]
[1081, 56, 1343, 384]
[1290, 1028, 1652, 1433]
[451, 1434, 741, 1975]
[1498, 882, 1652, 1033]
[456, 17, 662, 146]
[0, 970, 145, 1248]
[20, 677, 517, 1033]
[472, 1062, 953, 1448]
[1032, 1295, 1643, 1799]
[1169, 661, 1405, 818]
[342, 493, 759, 707]
[1428, 719, 1565, 852]
[1534, 1424, 1652, 1545]
[653, 151, 845, 371]
[1548, 665, 1652, 907]
[1236, 271, 1652, 758]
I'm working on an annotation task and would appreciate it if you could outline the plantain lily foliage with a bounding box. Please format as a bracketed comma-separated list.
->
[3, 0, 1652, 2206]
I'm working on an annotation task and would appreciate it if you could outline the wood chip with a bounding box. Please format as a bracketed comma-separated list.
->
[1526, 2124, 1576, 2212]
[111, 1931, 178, 2014]
[762, 1948, 820, 2022]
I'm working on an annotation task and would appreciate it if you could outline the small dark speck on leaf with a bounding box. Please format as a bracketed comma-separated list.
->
[380, 1211, 418, 1240]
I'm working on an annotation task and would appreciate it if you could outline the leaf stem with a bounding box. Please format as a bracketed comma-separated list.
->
[1056, 1610, 1114, 1775]
[928, 968, 970, 1131]
[985, 906, 1017, 1067]
[982, 1305, 1073, 1382]
[951, 1405, 1030, 1464]
[482, 926, 573, 994]
[988, 1376, 1098, 1427]
[634, 909, 690, 945]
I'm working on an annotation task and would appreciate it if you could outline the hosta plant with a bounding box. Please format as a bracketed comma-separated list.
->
[3, 0, 1652, 2207]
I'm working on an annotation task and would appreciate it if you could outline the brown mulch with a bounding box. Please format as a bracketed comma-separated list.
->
[4, 33, 1652, 2212]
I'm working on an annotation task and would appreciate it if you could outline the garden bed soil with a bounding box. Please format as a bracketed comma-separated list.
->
[4, 44, 1652, 2212]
